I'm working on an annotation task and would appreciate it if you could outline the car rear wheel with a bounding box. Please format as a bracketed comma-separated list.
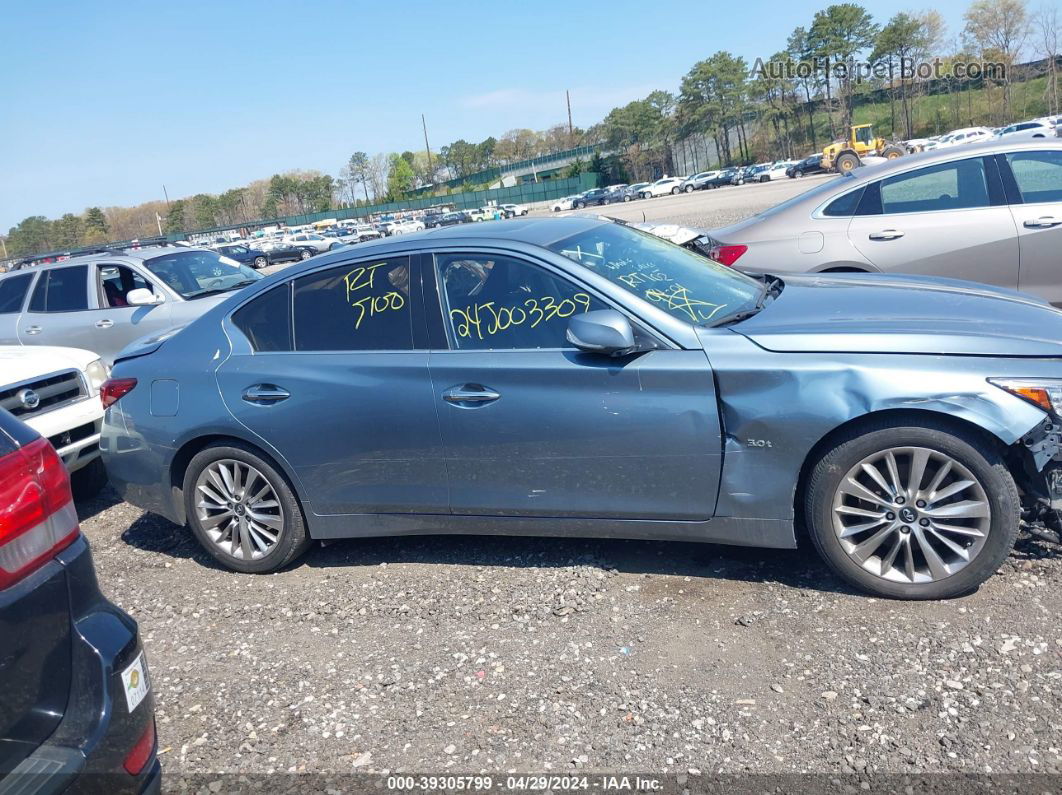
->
[184, 443, 310, 574]
[805, 419, 1019, 600]
[253, 256, 267, 268]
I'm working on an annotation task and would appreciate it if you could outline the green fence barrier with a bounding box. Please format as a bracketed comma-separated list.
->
[182, 173, 600, 240]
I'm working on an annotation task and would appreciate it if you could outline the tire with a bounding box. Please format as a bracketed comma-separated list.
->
[183, 442, 311, 574]
[71, 457, 107, 501]
[804, 417, 1019, 600]
[836, 152, 860, 174]
[760, 176, 768, 183]
[253, 256, 267, 269]
[684, 184, 694, 193]
[574, 202, 585, 209]
[299, 249, 312, 260]
[795, 170, 804, 178]
[671, 186, 680, 194]
[881, 144, 906, 160]
[623, 195, 632, 202]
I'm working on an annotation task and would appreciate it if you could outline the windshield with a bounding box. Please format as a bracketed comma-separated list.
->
[547, 223, 762, 326]
[144, 249, 261, 299]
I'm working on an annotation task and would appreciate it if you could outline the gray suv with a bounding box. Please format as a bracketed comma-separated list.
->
[706, 140, 1062, 305]
[0, 245, 262, 365]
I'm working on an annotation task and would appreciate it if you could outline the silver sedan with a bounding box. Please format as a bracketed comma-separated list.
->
[706, 140, 1062, 305]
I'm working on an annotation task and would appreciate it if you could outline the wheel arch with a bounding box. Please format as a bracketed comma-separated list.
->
[168, 433, 307, 527]
[791, 407, 1013, 544]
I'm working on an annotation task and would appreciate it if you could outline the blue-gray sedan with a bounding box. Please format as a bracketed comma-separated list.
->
[100, 217, 1062, 599]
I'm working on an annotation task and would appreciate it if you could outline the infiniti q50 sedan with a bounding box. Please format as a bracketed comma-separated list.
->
[100, 217, 1062, 600]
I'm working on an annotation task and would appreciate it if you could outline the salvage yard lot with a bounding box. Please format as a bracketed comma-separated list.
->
[77, 179, 1062, 777]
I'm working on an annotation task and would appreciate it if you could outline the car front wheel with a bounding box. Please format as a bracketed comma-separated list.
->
[184, 443, 311, 574]
[805, 418, 1019, 600]
[253, 256, 267, 268]
[299, 249, 312, 260]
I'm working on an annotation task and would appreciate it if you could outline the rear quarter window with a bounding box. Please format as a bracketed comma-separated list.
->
[0, 273, 33, 314]
[232, 284, 293, 352]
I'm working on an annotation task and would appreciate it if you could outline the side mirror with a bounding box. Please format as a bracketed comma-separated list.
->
[126, 288, 162, 306]
[567, 310, 636, 356]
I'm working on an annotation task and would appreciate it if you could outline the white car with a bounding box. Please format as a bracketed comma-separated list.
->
[1, 345, 109, 498]
[755, 161, 799, 182]
[995, 120, 1053, 141]
[938, 127, 994, 147]
[390, 219, 424, 234]
[500, 203, 529, 217]
[552, 195, 580, 212]
[640, 177, 687, 198]
[282, 233, 338, 253]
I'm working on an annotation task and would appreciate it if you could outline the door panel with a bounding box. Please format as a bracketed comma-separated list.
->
[847, 157, 1019, 290]
[218, 257, 446, 516]
[1004, 150, 1062, 305]
[429, 349, 721, 519]
[217, 352, 447, 515]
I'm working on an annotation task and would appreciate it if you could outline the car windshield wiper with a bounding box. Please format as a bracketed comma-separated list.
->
[706, 276, 784, 328]
[186, 279, 258, 299]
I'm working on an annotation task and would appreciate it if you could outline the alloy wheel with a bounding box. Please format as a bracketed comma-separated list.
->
[195, 459, 284, 561]
[831, 446, 990, 584]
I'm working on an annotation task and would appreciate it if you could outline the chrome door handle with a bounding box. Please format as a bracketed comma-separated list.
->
[868, 229, 905, 240]
[442, 384, 501, 406]
[242, 384, 290, 404]
[95, 319, 113, 328]
[23, 325, 41, 335]
[1024, 216, 1062, 228]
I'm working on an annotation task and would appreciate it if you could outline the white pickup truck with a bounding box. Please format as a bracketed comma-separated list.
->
[0, 346, 109, 498]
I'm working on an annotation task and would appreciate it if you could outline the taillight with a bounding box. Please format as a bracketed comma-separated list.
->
[123, 718, 156, 775]
[708, 244, 748, 267]
[0, 438, 79, 590]
[101, 378, 137, 409]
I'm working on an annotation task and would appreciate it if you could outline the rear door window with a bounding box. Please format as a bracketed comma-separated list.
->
[879, 158, 990, 214]
[292, 257, 413, 351]
[27, 265, 89, 312]
[0, 274, 33, 314]
[1006, 150, 1062, 204]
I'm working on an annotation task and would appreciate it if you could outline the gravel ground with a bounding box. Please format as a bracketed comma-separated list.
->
[79, 179, 1062, 784]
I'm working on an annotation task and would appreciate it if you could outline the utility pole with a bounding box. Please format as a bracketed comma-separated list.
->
[566, 90, 574, 141]
[162, 184, 170, 207]
[422, 114, 434, 180]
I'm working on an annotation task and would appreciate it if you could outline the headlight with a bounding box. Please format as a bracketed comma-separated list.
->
[989, 378, 1062, 414]
[85, 359, 110, 394]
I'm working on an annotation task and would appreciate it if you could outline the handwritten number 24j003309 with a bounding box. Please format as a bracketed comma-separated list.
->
[450, 293, 593, 341]
[343, 263, 406, 330]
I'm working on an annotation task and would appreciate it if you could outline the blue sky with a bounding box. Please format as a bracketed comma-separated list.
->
[0, 0, 977, 229]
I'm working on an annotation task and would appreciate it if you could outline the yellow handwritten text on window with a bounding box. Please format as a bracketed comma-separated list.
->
[343, 263, 406, 330]
[450, 293, 592, 340]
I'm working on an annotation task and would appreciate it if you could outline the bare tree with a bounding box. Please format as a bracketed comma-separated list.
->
[963, 0, 1031, 120]
[1038, 3, 1060, 115]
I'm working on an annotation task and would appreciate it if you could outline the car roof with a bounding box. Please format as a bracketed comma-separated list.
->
[0, 245, 210, 275]
[271, 217, 608, 277]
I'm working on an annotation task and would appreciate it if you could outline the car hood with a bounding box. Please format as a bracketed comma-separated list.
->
[0, 345, 99, 385]
[734, 272, 1062, 357]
